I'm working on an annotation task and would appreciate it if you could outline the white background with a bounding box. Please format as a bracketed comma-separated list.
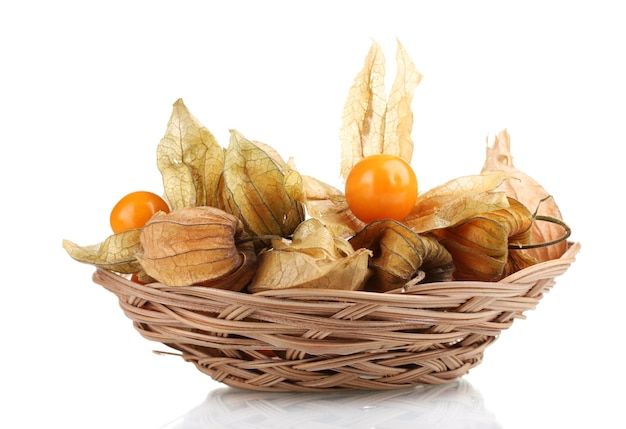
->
[1, 1, 622, 428]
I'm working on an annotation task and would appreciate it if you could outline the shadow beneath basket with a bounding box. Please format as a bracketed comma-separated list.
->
[159, 378, 502, 429]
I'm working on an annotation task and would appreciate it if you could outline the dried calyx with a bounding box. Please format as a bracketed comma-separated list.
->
[138, 206, 256, 290]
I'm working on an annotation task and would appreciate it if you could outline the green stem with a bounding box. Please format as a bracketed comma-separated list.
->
[508, 215, 571, 250]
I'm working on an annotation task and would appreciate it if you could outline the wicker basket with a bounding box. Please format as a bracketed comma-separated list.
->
[92, 241, 580, 392]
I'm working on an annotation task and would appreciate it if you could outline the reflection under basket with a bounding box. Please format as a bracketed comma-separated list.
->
[93, 242, 580, 392]
[161, 379, 502, 429]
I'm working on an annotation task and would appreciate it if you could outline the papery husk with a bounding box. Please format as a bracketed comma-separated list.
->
[248, 219, 371, 293]
[62, 229, 143, 274]
[382, 39, 423, 164]
[157, 98, 224, 209]
[197, 243, 257, 290]
[404, 171, 512, 233]
[302, 175, 365, 238]
[349, 219, 454, 292]
[481, 129, 567, 262]
[138, 206, 255, 289]
[431, 197, 536, 281]
[339, 40, 422, 179]
[339, 40, 387, 179]
[221, 130, 306, 243]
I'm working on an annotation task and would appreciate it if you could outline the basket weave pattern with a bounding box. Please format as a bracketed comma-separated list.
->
[93, 242, 579, 392]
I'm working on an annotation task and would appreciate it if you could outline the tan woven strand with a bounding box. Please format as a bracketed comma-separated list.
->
[92, 242, 580, 392]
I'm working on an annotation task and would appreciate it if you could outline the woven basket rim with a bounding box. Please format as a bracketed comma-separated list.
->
[94, 241, 580, 301]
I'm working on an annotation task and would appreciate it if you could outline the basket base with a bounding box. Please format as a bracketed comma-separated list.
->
[165, 338, 495, 392]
